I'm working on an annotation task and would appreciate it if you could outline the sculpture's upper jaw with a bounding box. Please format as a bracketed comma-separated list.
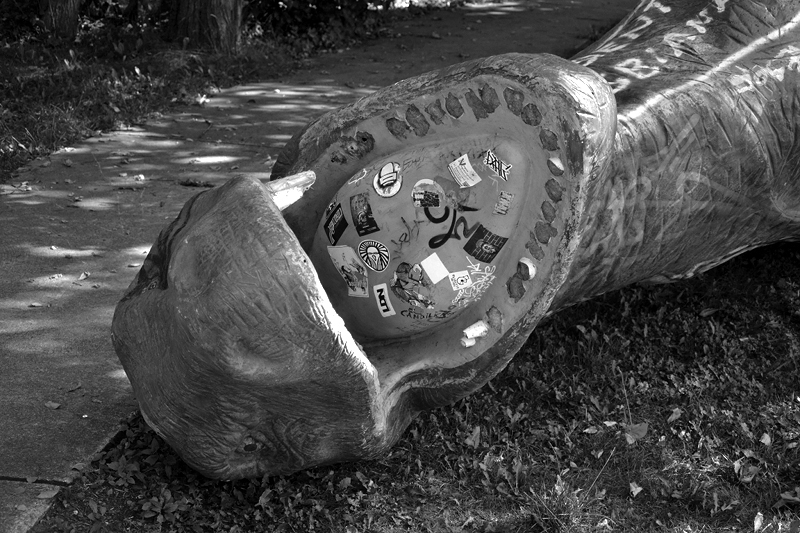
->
[113, 52, 618, 479]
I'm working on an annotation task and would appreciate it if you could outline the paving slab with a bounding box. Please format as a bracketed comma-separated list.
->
[0, 1, 639, 530]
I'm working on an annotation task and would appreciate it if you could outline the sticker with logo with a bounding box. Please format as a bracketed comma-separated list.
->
[483, 150, 512, 181]
[493, 191, 514, 215]
[358, 240, 391, 272]
[327, 246, 368, 297]
[411, 179, 445, 208]
[463, 224, 508, 263]
[373, 162, 403, 198]
[349, 191, 380, 236]
[390, 262, 435, 309]
[323, 204, 348, 245]
[448, 270, 472, 291]
[447, 154, 482, 188]
[373, 283, 396, 317]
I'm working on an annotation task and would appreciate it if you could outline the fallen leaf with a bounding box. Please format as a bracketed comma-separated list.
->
[625, 422, 649, 444]
[738, 464, 760, 483]
[15, 504, 27, 511]
[760, 433, 772, 446]
[583, 426, 599, 434]
[36, 489, 59, 499]
[754, 511, 763, 532]
[629, 481, 643, 498]
[45, 401, 61, 410]
[668, 408, 682, 423]
[465, 425, 481, 448]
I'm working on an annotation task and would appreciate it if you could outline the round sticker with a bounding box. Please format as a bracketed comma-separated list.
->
[373, 162, 402, 198]
[411, 179, 445, 208]
[358, 240, 391, 272]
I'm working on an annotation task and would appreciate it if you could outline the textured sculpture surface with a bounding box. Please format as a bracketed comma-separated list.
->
[113, 0, 800, 479]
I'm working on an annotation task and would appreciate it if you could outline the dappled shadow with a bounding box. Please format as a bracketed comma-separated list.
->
[0, 0, 640, 491]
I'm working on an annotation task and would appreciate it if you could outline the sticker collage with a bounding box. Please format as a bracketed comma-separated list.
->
[322, 148, 518, 330]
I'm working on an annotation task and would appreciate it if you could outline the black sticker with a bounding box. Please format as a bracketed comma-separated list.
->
[349, 192, 381, 236]
[324, 204, 348, 245]
[463, 224, 508, 263]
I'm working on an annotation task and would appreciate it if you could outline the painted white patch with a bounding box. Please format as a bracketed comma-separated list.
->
[420, 253, 449, 284]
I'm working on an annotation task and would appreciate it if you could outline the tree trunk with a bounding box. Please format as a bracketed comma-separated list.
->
[40, 0, 80, 41]
[167, 0, 243, 54]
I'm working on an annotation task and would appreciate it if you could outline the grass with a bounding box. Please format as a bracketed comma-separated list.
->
[5, 2, 800, 532]
[31, 241, 800, 532]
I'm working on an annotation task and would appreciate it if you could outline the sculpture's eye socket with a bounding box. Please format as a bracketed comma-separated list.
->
[310, 137, 529, 341]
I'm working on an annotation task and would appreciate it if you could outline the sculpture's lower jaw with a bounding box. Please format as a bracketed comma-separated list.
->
[112, 53, 616, 479]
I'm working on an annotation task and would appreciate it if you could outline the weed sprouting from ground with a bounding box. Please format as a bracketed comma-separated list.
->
[33, 242, 800, 532]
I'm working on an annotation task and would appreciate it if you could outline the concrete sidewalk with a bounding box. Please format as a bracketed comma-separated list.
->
[0, 1, 637, 530]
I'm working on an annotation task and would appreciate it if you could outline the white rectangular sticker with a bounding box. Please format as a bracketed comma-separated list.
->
[420, 252, 449, 284]
[449, 270, 473, 291]
[373, 283, 396, 317]
[448, 154, 482, 188]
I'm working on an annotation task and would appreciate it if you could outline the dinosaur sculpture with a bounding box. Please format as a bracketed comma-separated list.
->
[112, 0, 800, 479]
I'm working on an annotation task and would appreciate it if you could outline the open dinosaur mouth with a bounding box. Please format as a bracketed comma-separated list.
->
[311, 133, 552, 346]
[112, 53, 616, 479]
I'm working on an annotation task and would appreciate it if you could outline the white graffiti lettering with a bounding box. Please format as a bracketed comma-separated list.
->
[452, 256, 496, 308]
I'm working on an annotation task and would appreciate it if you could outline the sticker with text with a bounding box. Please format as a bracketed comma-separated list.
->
[349, 192, 381, 236]
[420, 252, 449, 284]
[324, 204, 348, 245]
[358, 239, 391, 272]
[463, 224, 508, 263]
[483, 150, 512, 181]
[373, 162, 403, 198]
[448, 270, 473, 291]
[411, 179, 445, 208]
[328, 246, 368, 297]
[448, 154, 482, 188]
[493, 191, 514, 215]
[373, 283, 396, 317]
